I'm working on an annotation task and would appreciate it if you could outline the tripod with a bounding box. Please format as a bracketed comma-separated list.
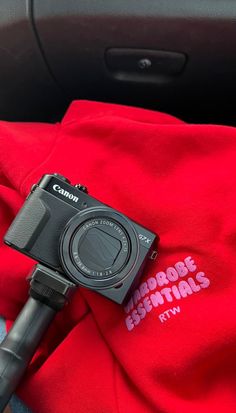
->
[0, 264, 76, 412]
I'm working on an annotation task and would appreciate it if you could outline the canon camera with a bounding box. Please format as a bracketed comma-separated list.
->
[4, 174, 158, 303]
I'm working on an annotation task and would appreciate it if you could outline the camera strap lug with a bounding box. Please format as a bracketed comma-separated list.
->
[149, 250, 158, 261]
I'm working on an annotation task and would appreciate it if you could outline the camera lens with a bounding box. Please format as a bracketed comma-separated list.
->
[78, 226, 122, 270]
[71, 217, 130, 279]
[59, 207, 139, 289]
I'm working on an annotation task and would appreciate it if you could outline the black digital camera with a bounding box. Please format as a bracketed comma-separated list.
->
[4, 174, 157, 304]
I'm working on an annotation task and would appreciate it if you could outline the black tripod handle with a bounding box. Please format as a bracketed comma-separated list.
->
[0, 297, 56, 411]
[0, 264, 76, 412]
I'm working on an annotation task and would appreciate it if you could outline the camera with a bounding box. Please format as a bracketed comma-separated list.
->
[4, 174, 158, 304]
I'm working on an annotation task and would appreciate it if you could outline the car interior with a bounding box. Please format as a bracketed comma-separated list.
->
[1, 0, 236, 125]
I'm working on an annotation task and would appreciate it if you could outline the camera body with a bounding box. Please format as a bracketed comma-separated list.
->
[4, 174, 157, 304]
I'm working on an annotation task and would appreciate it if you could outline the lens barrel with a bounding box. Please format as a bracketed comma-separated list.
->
[59, 207, 139, 289]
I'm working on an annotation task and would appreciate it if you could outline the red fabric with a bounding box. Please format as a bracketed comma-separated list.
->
[0, 100, 236, 413]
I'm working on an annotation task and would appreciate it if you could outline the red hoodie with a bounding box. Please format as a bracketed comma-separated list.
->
[0, 100, 236, 413]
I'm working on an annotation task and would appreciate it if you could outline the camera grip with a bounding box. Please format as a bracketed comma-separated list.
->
[0, 297, 56, 412]
[4, 196, 50, 250]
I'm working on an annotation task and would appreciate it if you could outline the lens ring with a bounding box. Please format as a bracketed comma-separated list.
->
[59, 206, 139, 289]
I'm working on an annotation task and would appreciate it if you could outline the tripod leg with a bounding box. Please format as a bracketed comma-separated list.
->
[0, 297, 56, 412]
[0, 264, 76, 412]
